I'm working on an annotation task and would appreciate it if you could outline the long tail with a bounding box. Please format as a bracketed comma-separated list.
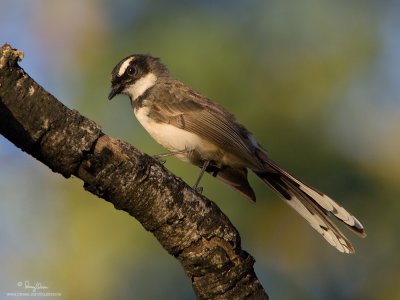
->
[254, 155, 366, 253]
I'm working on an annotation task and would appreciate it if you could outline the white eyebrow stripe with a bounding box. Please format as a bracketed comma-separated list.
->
[118, 57, 134, 76]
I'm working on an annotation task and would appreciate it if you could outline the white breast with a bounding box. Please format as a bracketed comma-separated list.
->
[134, 106, 219, 161]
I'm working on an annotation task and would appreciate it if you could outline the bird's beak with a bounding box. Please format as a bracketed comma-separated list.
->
[108, 84, 123, 100]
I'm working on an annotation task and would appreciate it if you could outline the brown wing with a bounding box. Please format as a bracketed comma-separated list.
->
[145, 82, 263, 170]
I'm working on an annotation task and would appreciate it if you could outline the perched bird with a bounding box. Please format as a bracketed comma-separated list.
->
[108, 54, 366, 253]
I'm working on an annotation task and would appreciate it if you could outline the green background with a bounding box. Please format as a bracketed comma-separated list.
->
[1, 1, 399, 299]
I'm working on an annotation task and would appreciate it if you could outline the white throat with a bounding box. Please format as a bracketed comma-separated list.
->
[124, 73, 157, 100]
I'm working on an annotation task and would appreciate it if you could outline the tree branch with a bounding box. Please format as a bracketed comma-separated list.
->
[0, 44, 268, 299]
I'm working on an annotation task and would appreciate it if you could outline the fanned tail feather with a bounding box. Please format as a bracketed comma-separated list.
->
[255, 158, 366, 254]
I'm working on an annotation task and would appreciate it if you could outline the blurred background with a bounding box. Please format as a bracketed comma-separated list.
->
[1, 1, 399, 299]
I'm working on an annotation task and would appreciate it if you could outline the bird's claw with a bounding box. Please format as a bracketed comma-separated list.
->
[194, 186, 203, 194]
[153, 156, 166, 164]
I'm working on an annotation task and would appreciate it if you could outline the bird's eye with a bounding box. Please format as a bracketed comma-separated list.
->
[127, 66, 137, 76]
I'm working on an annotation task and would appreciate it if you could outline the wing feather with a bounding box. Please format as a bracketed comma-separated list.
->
[146, 85, 262, 168]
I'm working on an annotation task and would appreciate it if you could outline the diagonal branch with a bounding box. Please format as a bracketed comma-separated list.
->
[0, 44, 268, 299]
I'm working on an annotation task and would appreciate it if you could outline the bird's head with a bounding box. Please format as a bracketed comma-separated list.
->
[108, 54, 168, 101]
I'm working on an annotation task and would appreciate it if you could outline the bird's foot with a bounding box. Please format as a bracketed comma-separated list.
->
[193, 185, 203, 194]
[153, 155, 166, 164]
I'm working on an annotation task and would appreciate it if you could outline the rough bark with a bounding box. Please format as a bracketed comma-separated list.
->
[0, 44, 268, 299]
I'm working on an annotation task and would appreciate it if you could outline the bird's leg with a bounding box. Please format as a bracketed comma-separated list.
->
[153, 149, 190, 164]
[193, 161, 210, 193]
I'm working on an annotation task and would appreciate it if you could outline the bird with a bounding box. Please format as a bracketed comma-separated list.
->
[108, 54, 366, 253]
